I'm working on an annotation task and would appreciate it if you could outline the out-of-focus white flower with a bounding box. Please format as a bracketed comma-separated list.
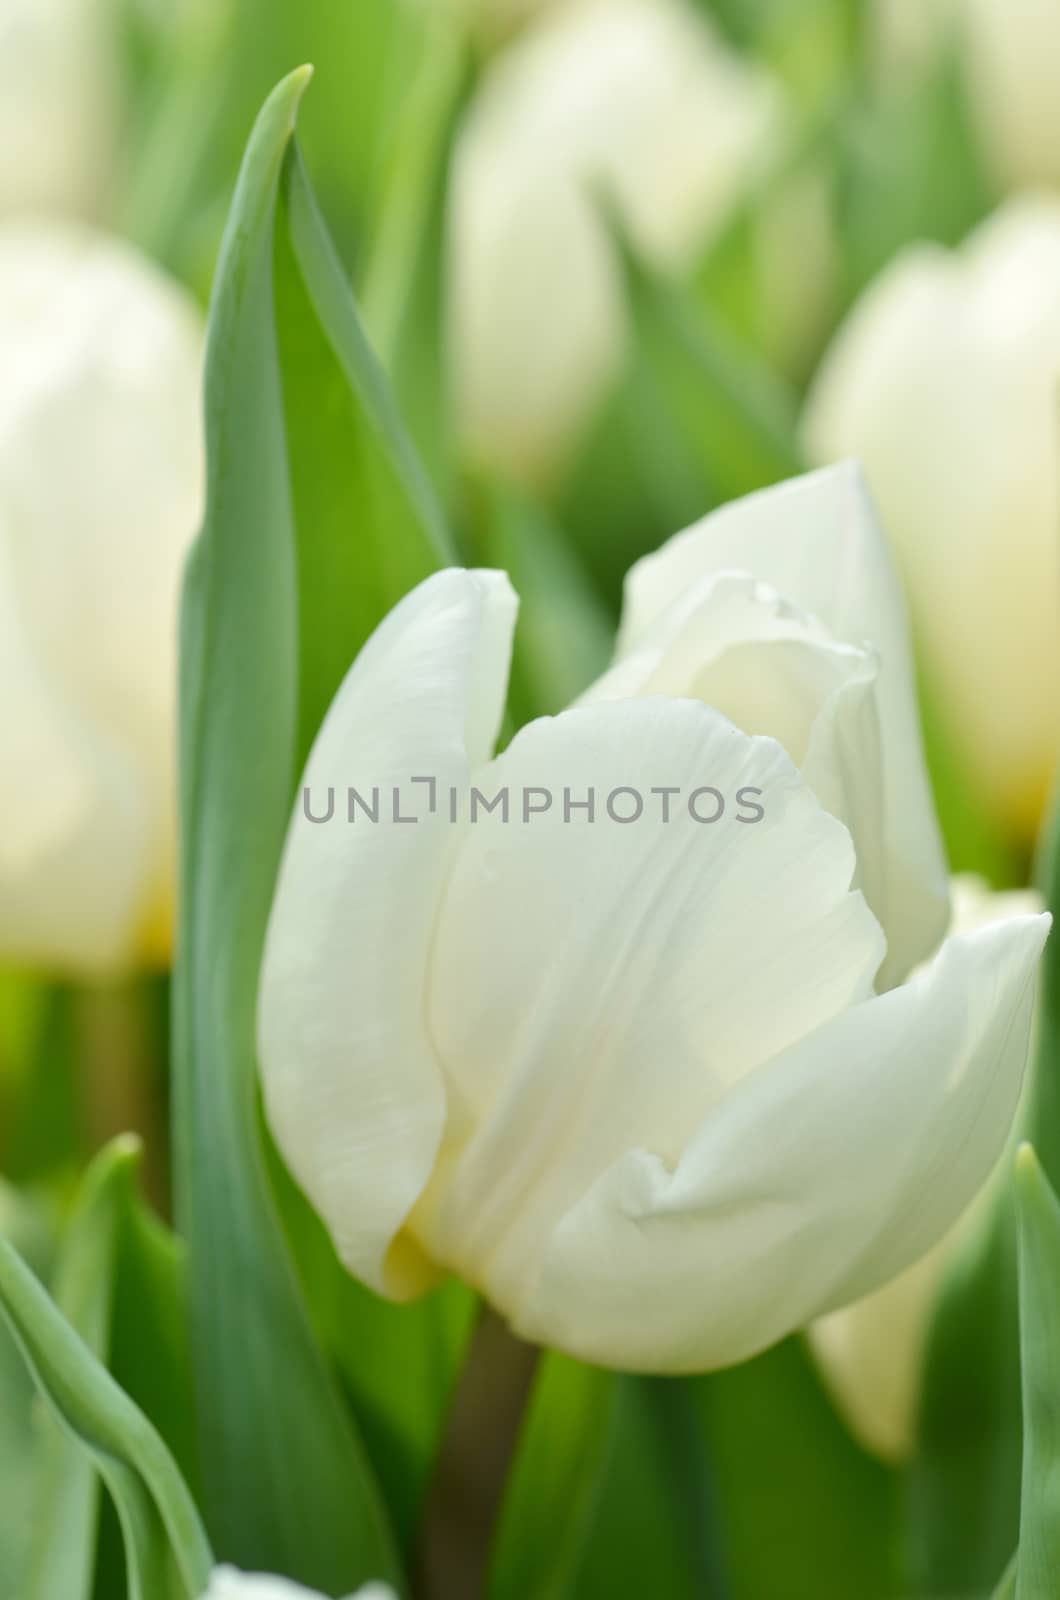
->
[436, 0, 561, 35]
[873, 0, 1060, 190]
[810, 875, 1045, 1461]
[0, 222, 205, 974]
[0, 0, 115, 218]
[964, 0, 1060, 189]
[258, 466, 1047, 1375]
[450, 0, 783, 486]
[871, 0, 958, 71]
[201, 1570, 396, 1600]
[805, 198, 1060, 844]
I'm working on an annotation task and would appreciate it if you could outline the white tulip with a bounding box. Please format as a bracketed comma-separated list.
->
[0, 0, 114, 218]
[0, 222, 205, 973]
[258, 465, 1048, 1375]
[964, 0, 1060, 189]
[201, 1570, 395, 1600]
[873, 0, 1060, 190]
[805, 198, 1060, 844]
[450, 0, 782, 486]
[810, 875, 1045, 1461]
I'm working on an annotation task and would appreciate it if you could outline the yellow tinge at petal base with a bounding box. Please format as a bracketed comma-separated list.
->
[0, 221, 205, 974]
[258, 469, 1049, 1375]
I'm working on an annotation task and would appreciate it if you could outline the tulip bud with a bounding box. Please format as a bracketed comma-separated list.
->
[0, 0, 115, 218]
[259, 467, 1048, 1375]
[805, 198, 1060, 845]
[202, 1573, 396, 1600]
[450, 0, 782, 486]
[0, 221, 205, 974]
[810, 876, 1044, 1461]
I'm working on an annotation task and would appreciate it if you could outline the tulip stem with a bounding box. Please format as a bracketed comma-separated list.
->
[414, 1302, 540, 1599]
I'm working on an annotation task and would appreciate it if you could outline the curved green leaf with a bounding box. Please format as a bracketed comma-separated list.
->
[0, 1231, 212, 1600]
[558, 225, 804, 607]
[176, 66, 450, 1589]
[1014, 1147, 1060, 1599]
[25, 1139, 133, 1600]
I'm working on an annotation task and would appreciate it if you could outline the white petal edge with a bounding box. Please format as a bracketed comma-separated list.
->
[513, 911, 1049, 1371]
[258, 569, 517, 1299]
[202, 1568, 396, 1600]
[584, 570, 891, 975]
[616, 463, 949, 981]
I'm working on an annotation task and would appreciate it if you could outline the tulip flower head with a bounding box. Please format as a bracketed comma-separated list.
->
[259, 467, 1048, 1374]
[805, 197, 1060, 844]
[0, 0, 114, 218]
[0, 222, 205, 973]
[450, 0, 782, 485]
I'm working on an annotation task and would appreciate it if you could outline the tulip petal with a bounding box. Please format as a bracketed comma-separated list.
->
[412, 695, 885, 1312]
[519, 912, 1047, 1371]
[258, 569, 518, 1298]
[617, 463, 948, 980]
[585, 571, 889, 970]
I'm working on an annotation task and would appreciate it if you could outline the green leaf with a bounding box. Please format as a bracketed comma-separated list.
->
[490, 1357, 617, 1600]
[911, 805, 1059, 1594]
[471, 483, 615, 727]
[0, 1228, 212, 1600]
[835, 39, 995, 306]
[0, 1181, 54, 1595]
[1013, 1147, 1060, 1599]
[573, 1376, 729, 1599]
[558, 233, 804, 608]
[908, 1196, 1022, 1593]
[995, 1553, 1018, 1599]
[20, 1136, 196, 1600]
[121, 0, 430, 296]
[363, 27, 471, 504]
[273, 1154, 474, 1560]
[692, 1339, 898, 1599]
[25, 1140, 132, 1600]
[176, 67, 449, 1588]
[1, 983, 81, 1184]
[274, 144, 451, 765]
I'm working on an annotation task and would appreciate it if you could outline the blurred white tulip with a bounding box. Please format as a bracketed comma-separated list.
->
[805, 198, 1060, 844]
[964, 0, 1060, 189]
[871, 0, 958, 70]
[450, 0, 783, 486]
[874, 0, 1060, 190]
[202, 1572, 395, 1600]
[0, 0, 115, 218]
[810, 875, 1044, 1461]
[259, 466, 1047, 1375]
[0, 222, 205, 974]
